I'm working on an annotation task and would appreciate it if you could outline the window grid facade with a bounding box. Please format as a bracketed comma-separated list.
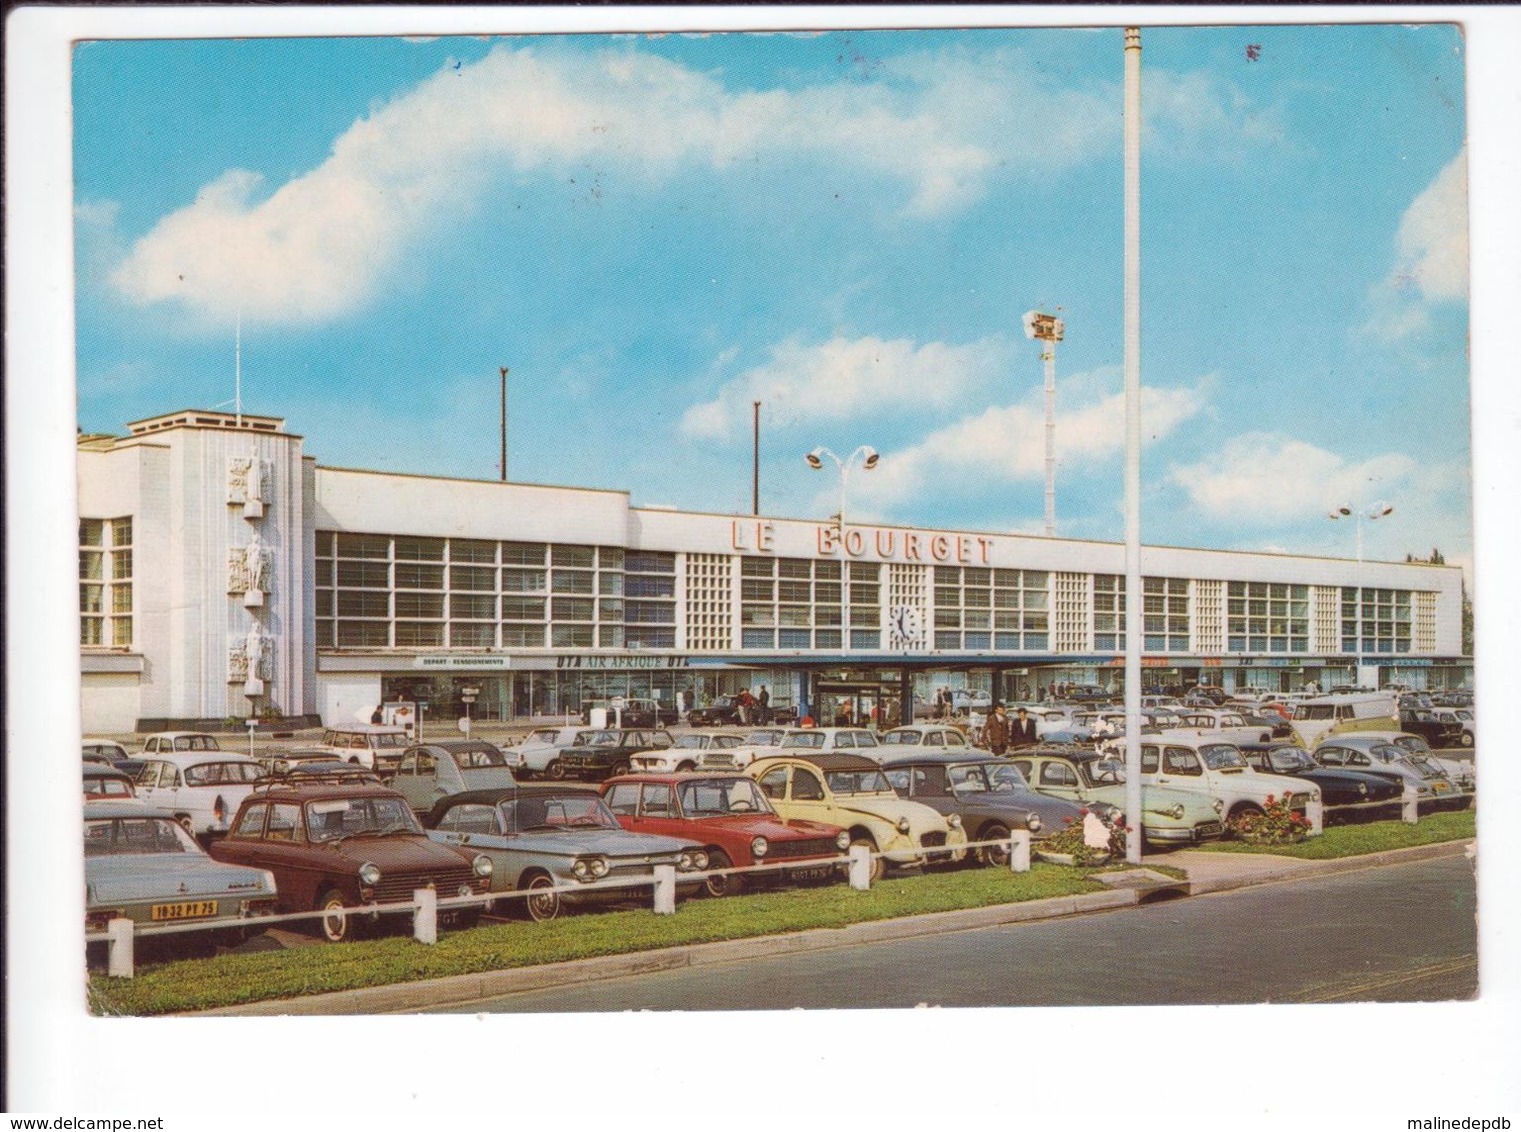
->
[1092, 574, 1127, 652]
[1143, 576, 1191, 653]
[1053, 572, 1089, 653]
[847, 561, 882, 650]
[887, 563, 929, 651]
[80, 517, 133, 647]
[1194, 578, 1224, 654]
[1414, 591, 1437, 653]
[684, 553, 733, 651]
[737, 556, 847, 651]
[1342, 587, 1412, 655]
[1228, 581, 1310, 653]
[932, 566, 1050, 652]
[1313, 586, 1342, 654]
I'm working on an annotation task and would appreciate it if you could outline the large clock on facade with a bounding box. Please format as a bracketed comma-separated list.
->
[890, 605, 924, 645]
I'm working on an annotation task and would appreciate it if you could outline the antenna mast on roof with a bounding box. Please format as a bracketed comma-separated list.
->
[235, 310, 243, 427]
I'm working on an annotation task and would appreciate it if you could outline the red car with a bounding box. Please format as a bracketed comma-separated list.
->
[600, 772, 850, 897]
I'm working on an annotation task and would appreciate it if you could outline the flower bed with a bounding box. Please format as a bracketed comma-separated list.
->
[1230, 794, 1313, 845]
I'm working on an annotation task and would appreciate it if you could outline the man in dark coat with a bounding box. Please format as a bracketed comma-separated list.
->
[1010, 706, 1039, 748]
[983, 702, 1012, 755]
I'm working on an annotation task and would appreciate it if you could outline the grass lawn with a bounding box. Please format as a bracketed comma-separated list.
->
[1191, 808, 1475, 859]
[90, 863, 1106, 1016]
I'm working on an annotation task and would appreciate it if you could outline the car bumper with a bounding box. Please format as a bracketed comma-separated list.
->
[1143, 820, 1225, 843]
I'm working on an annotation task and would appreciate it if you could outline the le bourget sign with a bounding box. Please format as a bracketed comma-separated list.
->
[731, 519, 995, 565]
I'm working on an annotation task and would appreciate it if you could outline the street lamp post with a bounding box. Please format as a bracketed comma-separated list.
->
[1327, 501, 1394, 688]
[806, 446, 879, 659]
[459, 684, 480, 739]
[1022, 310, 1065, 537]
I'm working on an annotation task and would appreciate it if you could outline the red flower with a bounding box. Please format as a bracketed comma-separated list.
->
[1265, 794, 1276, 805]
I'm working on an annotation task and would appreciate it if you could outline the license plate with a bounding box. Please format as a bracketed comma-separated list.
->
[150, 900, 218, 921]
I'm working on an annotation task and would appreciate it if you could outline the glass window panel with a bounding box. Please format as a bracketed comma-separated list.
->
[741, 605, 776, 627]
[80, 584, 104, 613]
[814, 629, 842, 649]
[339, 591, 390, 617]
[450, 623, 495, 648]
[850, 630, 881, 649]
[501, 542, 546, 566]
[338, 621, 389, 647]
[741, 579, 775, 601]
[450, 565, 496, 591]
[778, 559, 811, 579]
[451, 540, 497, 564]
[742, 628, 776, 649]
[394, 563, 443, 590]
[80, 551, 103, 580]
[598, 625, 624, 647]
[597, 547, 624, 570]
[500, 597, 544, 621]
[315, 531, 334, 556]
[779, 628, 811, 648]
[625, 551, 675, 573]
[80, 519, 104, 546]
[813, 561, 841, 580]
[778, 580, 811, 603]
[501, 568, 547, 593]
[741, 557, 775, 577]
[778, 605, 812, 627]
[551, 544, 595, 568]
[964, 632, 990, 649]
[552, 570, 595, 594]
[814, 583, 841, 603]
[112, 519, 133, 547]
[111, 550, 133, 579]
[849, 562, 878, 582]
[597, 599, 623, 621]
[814, 605, 841, 627]
[110, 584, 133, 614]
[336, 533, 390, 559]
[81, 618, 103, 646]
[849, 607, 879, 627]
[502, 625, 545, 647]
[395, 622, 444, 647]
[336, 560, 389, 588]
[626, 601, 675, 624]
[450, 593, 496, 619]
[626, 575, 675, 598]
[394, 537, 445, 561]
[551, 597, 595, 621]
[111, 618, 133, 646]
[598, 572, 624, 596]
[625, 627, 675, 649]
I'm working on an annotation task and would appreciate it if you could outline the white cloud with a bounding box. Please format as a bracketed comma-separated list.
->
[103, 43, 1280, 330]
[1145, 69, 1289, 157]
[680, 335, 1009, 439]
[1361, 147, 1468, 341]
[846, 377, 1207, 513]
[1168, 432, 1423, 522]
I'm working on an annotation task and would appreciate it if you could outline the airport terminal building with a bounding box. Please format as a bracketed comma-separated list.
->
[77, 410, 1472, 733]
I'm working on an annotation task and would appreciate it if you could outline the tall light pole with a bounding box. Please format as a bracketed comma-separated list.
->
[499, 366, 509, 482]
[1328, 501, 1395, 687]
[806, 445, 880, 656]
[1022, 310, 1065, 536]
[1122, 26, 1144, 865]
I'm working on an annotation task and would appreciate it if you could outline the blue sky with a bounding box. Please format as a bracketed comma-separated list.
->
[72, 23, 1471, 571]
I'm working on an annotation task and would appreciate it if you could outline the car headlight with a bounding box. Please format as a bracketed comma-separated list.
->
[1213, 798, 1225, 815]
[1026, 812, 1042, 834]
[590, 857, 609, 878]
[1357, 782, 1368, 796]
[572, 859, 591, 879]
[750, 836, 769, 858]
[472, 854, 493, 878]
[946, 813, 963, 830]
[897, 817, 912, 835]
[358, 862, 382, 886]
[1165, 804, 1184, 820]
[835, 830, 851, 851]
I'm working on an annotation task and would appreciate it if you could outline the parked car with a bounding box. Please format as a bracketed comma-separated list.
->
[749, 752, 967, 881]
[139, 731, 223, 755]
[1314, 733, 1464, 805]
[556, 728, 674, 781]
[506, 725, 586, 779]
[630, 732, 747, 774]
[696, 727, 790, 771]
[132, 751, 264, 840]
[1289, 692, 1400, 749]
[424, 786, 708, 921]
[83, 738, 131, 763]
[386, 740, 517, 813]
[1371, 731, 1475, 792]
[1398, 709, 1465, 750]
[307, 725, 412, 772]
[85, 802, 278, 947]
[1010, 746, 1226, 847]
[1430, 708, 1475, 748]
[686, 695, 748, 727]
[254, 746, 356, 777]
[1160, 709, 1278, 747]
[1139, 737, 1322, 833]
[872, 724, 977, 759]
[775, 727, 881, 757]
[1236, 741, 1404, 819]
[210, 780, 492, 942]
[880, 753, 1085, 864]
[83, 764, 140, 803]
[601, 772, 849, 896]
[580, 698, 680, 729]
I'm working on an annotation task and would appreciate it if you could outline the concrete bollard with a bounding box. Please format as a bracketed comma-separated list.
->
[1009, 830, 1031, 874]
[413, 887, 438, 945]
[1402, 788, 1420, 825]
[848, 843, 873, 890]
[653, 864, 677, 914]
[107, 917, 135, 978]
[1307, 797, 1324, 836]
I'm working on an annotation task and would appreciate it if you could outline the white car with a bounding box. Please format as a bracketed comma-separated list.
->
[139, 731, 223, 755]
[1140, 736, 1322, 833]
[508, 725, 588, 779]
[775, 727, 881, 758]
[1358, 730, 1475, 793]
[306, 725, 412, 771]
[697, 727, 790, 771]
[871, 724, 975, 759]
[1158, 709, 1277, 748]
[131, 750, 264, 839]
[631, 732, 747, 773]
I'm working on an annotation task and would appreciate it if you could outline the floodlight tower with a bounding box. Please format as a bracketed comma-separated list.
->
[1023, 310, 1065, 536]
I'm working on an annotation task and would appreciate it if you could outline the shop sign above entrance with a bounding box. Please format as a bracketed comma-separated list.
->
[414, 656, 510, 669]
[556, 655, 691, 669]
[731, 519, 994, 564]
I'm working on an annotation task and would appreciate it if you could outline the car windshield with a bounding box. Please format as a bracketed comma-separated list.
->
[85, 816, 200, 856]
[825, 769, 893, 795]
[880, 730, 923, 745]
[1266, 747, 1317, 772]
[672, 736, 706, 749]
[1367, 744, 1407, 764]
[374, 732, 410, 748]
[183, 761, 262, 785]
[1200, 744, 1247, 770]
[503, 793, 621, 832]
[1083, 758, 1127, 786]
[173, 736, 221, 751]
[450, 746, 509, 769]
[947, 764, 989, 791]
[575, 730, 620, 747]
[1391, 735, 1431, 755]
[780, 732, 827, 749]
[306, 796, 422, 841]
[745, 730, 783, 745]
[85, 777, 134, 799]
[985, 763, 1031, 791]
[678, 778, 774, 817]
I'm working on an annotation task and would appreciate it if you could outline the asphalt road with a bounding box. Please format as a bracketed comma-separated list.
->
[437, 854, 1477, 1013]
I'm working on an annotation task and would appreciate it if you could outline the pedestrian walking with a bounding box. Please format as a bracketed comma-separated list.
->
[983, 702, 1012, 755]
[757, 684, 770, 725]
[1011, 706, 1039, 748]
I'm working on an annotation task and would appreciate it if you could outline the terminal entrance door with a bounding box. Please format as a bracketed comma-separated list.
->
[812, 679, 901, 730]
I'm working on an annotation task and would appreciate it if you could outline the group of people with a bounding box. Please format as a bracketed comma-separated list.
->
[980, 701, 1040, 756]
[733, 685, 771, 725]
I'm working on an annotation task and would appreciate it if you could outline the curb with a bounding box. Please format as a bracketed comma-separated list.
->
[183, 839, 1472, 1016]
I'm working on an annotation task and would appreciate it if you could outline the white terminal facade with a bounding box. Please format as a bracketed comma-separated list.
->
[77, 410, 1471, 734]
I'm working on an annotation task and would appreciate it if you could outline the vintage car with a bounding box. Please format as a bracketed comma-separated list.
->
[1313, 733, 1463, 805]
[775, 727, 881, 758]
[1139, 737, 1322, 833]
[306, 725, 412, 772]
[1236, 741, 1404, 818]
[696, 727, 790, 771]
[749, 752, 967, 881]
[879, 753, 1086, 864]
[685, 695, 748, 727]
[1158, 709, 1279, 747]
[85, 802, 278, 946]
[601, 772, 850, 896]
[1010, 746, 1226, 846]
[556, 728, 674, 781]
[139, 731, 223, 755]
[1372, 731, 1475, 792]
[255, 746, 356, 776]
[84, 764, 140, 803]
[1398, 709, 1465, 750]
[210, 781, 492, 942]
[83, 738, 131, 763]
[132, 751, 264, 840]
[386, 740, 517, 813]
[630, 732, 747, 774]
[506, 725, 586, 778]
[873, 724, 977, 759]
[580, 697, 680, 729]
[424, 786, 708, 921]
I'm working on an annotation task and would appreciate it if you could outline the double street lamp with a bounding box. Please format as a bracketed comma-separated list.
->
[805, 446, 880, 542]
[1327, 501, 1395, 686]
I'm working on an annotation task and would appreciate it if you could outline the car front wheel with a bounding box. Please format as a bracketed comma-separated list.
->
[703, 849, 740, 898]
[545, 759, 565, 780]
[851, 836, 884, 883]
[523, 875, 561, 923]
[317, 888, 357, 943]
[979, 822, 1011, 868]
[608, 761, 630, 778]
